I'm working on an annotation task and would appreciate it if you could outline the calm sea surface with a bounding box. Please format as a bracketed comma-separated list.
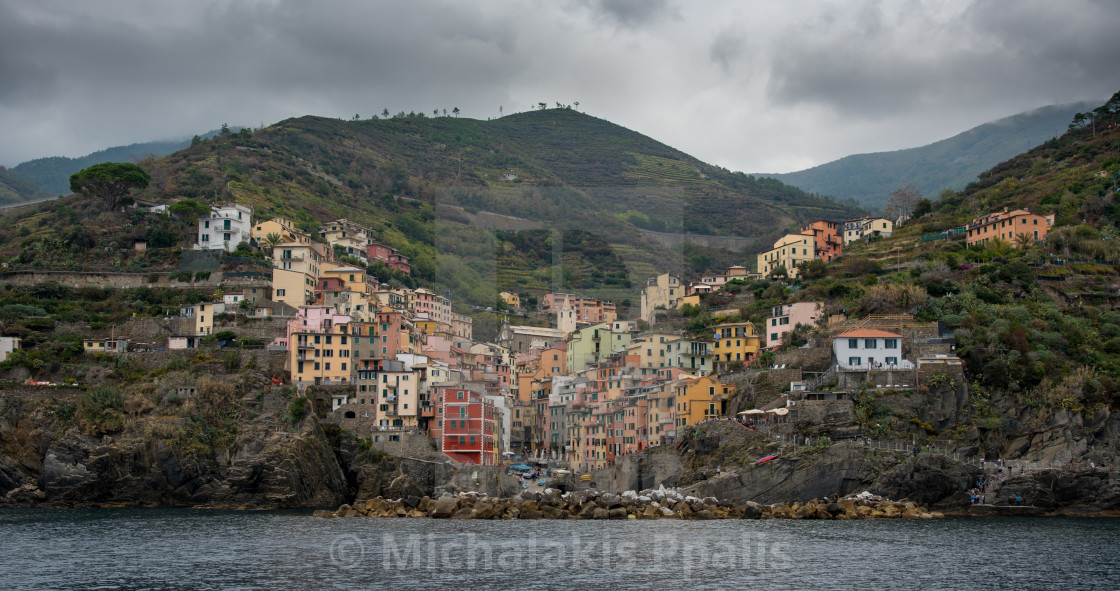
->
[1, 509, 1118, 590]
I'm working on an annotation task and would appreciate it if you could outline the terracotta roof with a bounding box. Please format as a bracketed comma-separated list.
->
[835, 329, 902, 339]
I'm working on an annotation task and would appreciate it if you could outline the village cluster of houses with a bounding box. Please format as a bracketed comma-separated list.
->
[7, 202, 1045, 471]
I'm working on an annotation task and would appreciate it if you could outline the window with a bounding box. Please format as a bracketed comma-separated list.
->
[848, 338, 858, 348]
[886, 357, 898, 365]
[884, 339, 898, 348]
[849, 357, 861, 366]
[864, 339, 877, 349]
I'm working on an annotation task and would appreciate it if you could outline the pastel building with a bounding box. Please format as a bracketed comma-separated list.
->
[799, 220, 843, 262]
[197, 204, 252, 252]
[640, 273, 682, 321]
[966, 208, 1053, 247]
[832, 329, 909, 369]
[765, 301, 824, 348]
[843, 217, 894, 245]
[757, 233, 815, 278]
[712, 321, 762, 365]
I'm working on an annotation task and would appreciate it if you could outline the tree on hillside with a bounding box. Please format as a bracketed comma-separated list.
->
[382, 108, 390, 118]
[69, 162, 150, 210]
[884, 185, 921, 222]
[452, 107, 460, 117]
[1014, 233, 1035, 249]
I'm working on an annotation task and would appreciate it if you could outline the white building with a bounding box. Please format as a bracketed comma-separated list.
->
[833, 329, 911, 369]
[197, 204, 252, 252]
[0, 336, 21, 362]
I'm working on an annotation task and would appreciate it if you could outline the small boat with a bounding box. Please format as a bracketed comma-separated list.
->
[755, 453, 781, 464]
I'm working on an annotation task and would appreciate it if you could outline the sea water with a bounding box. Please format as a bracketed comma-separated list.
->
[1, 509, 1117, 590]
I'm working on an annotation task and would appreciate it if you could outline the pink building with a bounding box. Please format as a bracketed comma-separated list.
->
[285, 306, 352, 349]
[764, 301, 823, 348]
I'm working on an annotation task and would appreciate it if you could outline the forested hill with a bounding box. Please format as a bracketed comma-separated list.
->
[761, 101, 1098, 211]
[114, 109, 862, 303]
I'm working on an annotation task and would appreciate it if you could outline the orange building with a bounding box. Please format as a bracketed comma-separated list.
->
[966, 208, 1053, 247]
[800, 220, 843, 262]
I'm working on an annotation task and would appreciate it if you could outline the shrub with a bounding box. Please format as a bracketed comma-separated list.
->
[289, 397, 309, 423]
[78, 386, 125, 436]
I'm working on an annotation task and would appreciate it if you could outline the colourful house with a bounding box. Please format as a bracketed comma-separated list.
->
[712, 321, 762, 365]
[675, 375, 734, 427]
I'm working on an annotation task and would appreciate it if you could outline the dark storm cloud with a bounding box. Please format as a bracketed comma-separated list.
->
[0, 0, 1116, 173]
[765, 0, 1120, 120]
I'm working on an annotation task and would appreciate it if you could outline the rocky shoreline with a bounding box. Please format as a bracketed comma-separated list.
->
[315, 487, 946, 520]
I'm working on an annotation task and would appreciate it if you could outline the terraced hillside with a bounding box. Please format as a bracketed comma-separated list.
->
[0, 109, 862, 307]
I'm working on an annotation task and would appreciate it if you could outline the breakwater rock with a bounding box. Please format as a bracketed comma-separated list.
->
[316, 487, 943, 520]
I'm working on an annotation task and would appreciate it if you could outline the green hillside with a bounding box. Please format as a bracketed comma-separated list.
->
[0, 167, 46, 205]
[0, 110, 861, 307]
[762, 101, 1099, 211]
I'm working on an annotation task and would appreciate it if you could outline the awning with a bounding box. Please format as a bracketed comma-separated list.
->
[738, 409, 766, 415]
[767, 407, 790, 416]
[510, 464, 532, 471]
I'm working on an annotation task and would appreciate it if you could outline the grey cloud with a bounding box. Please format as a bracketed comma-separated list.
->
[709, 27, 746, 73]
[575, 0, 679, 28]
[766, 0, 1120, 119]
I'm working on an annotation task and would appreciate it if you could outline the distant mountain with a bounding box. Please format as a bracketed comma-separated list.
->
[0, 166, 47, 205]
[10, 130, 227, 197]
[760, 101, 1100, 211]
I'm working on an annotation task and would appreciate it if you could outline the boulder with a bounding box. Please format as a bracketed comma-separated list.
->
[429, 495, 459, 518]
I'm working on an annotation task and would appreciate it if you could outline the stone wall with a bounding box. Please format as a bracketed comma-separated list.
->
[837, 368, 917, 390]
[0, 269, 274, 294]
[0, 270, 223, 289]
[213, 315, 291, 340]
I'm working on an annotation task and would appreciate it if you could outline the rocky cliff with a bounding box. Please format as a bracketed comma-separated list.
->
[0, 379, 506, 509]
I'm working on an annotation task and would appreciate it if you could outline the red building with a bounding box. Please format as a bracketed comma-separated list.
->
[431, 385, 497, 465]
[367, 243, 412, 275]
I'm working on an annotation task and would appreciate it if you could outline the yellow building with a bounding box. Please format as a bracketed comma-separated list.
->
[625, 333, 678, 369]
[321, 265, 371, 295]
[272, 242, 328, 308]
[712, 321, 762, 364]
[757, 233, 816, 278]
[499, 291, 521, 310]
[290, 321, 353, 386]
[179, 302, 223, 336]
[676, 294, 702, 309]
[251, 217, 311, 244]
[675, 375, 734, 428]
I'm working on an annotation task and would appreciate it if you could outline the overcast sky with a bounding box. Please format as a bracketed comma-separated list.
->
[2, 0, 1118, 173]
